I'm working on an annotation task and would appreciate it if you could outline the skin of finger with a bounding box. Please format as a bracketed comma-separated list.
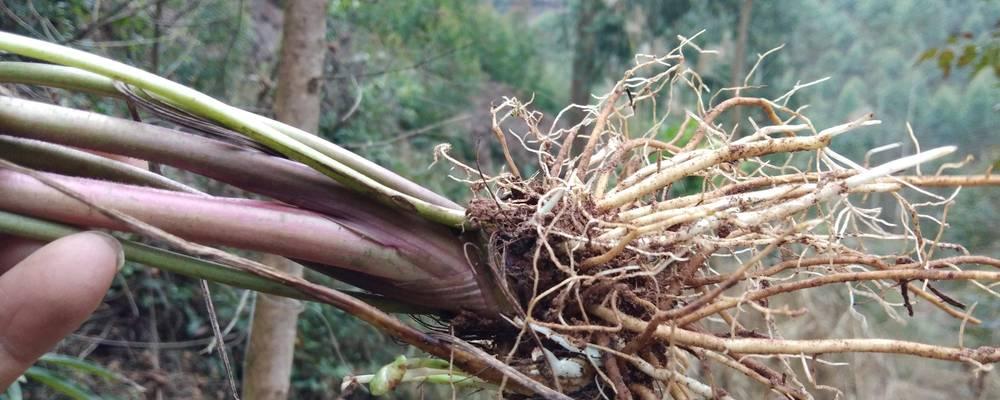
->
[0, 234, 44, 276]
[0, 231, 121, 389]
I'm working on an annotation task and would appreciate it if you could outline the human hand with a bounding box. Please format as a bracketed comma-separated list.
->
[0, 232, 121, 389]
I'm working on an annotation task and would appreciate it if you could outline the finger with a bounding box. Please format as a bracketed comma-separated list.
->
[0, 231, 121, 389]
[0, 234, 43, 276]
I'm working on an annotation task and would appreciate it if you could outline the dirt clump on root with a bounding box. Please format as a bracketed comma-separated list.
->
[458, 177, 687, 398]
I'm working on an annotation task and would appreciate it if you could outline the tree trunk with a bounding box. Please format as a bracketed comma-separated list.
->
[242, 0, 327, 399]
[729, 0, 753, 125]
[567, 0, 598, 127]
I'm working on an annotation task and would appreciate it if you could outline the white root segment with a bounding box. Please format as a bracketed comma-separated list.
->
[442, 34, 998, 399]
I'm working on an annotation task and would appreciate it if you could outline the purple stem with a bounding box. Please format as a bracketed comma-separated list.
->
[0, 168, 489, 312]
[0, 96, 504, 312]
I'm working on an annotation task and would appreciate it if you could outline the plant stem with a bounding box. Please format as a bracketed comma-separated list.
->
[0, 135, 196, 192]
[0, 96, 497, 310]
[0, 209, 436, 314]
[0, 32, 465, 226]
[0, 169, 424, 281]
[0, 167, 491, 311]
[0, 61, 119, 97]
[0, 210, 308, 300]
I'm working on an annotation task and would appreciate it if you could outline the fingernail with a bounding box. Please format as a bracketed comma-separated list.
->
[87, 230, 125, 271]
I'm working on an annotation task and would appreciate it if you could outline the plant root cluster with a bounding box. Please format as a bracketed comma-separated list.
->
[442, 35, 1000, 399]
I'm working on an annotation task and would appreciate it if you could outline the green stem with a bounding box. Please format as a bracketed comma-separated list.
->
[0, 61, 118, 97]
[0, 32, 466, 227]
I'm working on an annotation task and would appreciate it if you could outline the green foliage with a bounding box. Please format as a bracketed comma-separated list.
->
[918, 22, 1000, 79]
[36, 354, 135, 385]
[0, 354, 142, 400]
[20, 368, 97, 400]
[1, 380, 20, 400]
[317, 0, 558, 202]
[657, 120, 697, 146]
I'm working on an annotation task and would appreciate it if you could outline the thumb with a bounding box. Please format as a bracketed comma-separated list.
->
[0, 232, 121, 389]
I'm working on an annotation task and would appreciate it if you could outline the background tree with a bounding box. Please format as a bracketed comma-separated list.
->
[565, 0, 690, 126]
[242, 0, 327, 399]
